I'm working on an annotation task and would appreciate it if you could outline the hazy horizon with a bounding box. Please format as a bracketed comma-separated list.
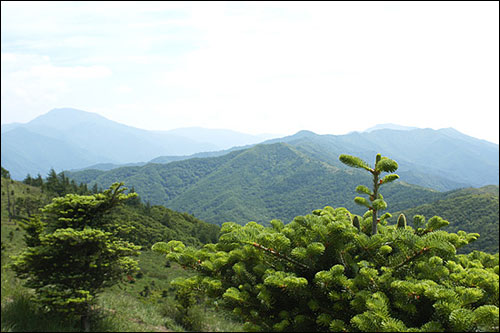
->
[3, 107, 499, 146]
[2, 2, 499, 143]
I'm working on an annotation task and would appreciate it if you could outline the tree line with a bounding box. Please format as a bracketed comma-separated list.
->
[22, 168, 100, 196]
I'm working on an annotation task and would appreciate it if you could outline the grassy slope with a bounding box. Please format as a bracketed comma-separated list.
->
[2, 221, 242, 332]
[1, 177, 51, 221]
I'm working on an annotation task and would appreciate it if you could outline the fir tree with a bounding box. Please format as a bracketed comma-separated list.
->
[339, 153, 399, 235]
[34, 173, 44, 188]
[23, 173, 34, 186]
[11, 182, 141, 331]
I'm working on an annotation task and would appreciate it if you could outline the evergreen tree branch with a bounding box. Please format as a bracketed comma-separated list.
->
[247, 241, 310, 270]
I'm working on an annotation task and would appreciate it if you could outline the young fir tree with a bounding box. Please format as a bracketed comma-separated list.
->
[152, 153, 499, 332]
[339, 153, 399, 235]
[11, 182, 141, 331]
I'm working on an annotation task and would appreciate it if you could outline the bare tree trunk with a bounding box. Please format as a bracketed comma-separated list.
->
[371, 171, 380, 235]
[81, 314, 90, 332]
[6, 181, 12, 222]
[81, 304, 91, 332]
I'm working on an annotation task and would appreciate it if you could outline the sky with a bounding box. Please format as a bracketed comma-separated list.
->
[1, 1, 499, 143]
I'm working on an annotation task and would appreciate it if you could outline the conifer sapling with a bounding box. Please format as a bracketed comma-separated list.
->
[339, 153, 399, 235]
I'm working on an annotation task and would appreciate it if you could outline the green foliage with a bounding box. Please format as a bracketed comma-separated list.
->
[1, 291, 84, 332]
[1, 166, 11, 179]
[339, 153, 400, 235]
[22, 168, 91, 197]
[152, 154, 499, 332]
[153, 207, 499, 331]
[2, 217, 237, 332]
[107, 203, 220, 248]
[1, 177, 52, 223]
[390, 187, 499, 253]
[338, 155, 372, 171]
[1, 178, 229, 332]
[4, 173, 219, 248]
[10, 183, 141, 330]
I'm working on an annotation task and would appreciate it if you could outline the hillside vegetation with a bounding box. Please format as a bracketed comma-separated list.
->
[1, 175, 219, 248]
[67, 143, 447, 225]
[389, 186, 499, 254]
[1, 174, 240, 332]
[1, 177, 51, 223]
[151, 152, 499, 332]
[2, 147, 499, 332]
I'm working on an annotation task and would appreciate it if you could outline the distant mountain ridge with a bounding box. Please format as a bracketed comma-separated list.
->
[265, 128, 498, 189]
[2, 108, 498, 190]
[161, 127, 275, 149]
[112, 126, 497, 191]
[1, 108, 277, 180]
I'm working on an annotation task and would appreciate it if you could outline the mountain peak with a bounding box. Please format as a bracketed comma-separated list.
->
[26, 108, 111, 130]
[42, 107, 107, 120]
[289, 130, 318, 139]
[295, 129, 317, 135]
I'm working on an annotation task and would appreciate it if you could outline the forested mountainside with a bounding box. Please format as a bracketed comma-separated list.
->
[64, 141, 499, 255]
[9, 146, 498, 255]
[1, 173, 52, 222]
[389, 186, 499, 253]
[73, 127, 498, 192]
[76, 129, 497, 192]
[67, 143, 445, 226]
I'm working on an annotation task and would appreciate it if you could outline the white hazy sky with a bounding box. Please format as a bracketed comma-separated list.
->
[1, 1, 499, 143]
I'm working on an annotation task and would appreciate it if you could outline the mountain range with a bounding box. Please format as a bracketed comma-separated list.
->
[62, 136, 498, 252]
[142, 125, 498, 191]
[1, 108, 277, 180]
[2, 107, 499, 248]
[65, 138, 498, 225]
[3, 108, 498, 191]
[264, 127, 498, 189]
